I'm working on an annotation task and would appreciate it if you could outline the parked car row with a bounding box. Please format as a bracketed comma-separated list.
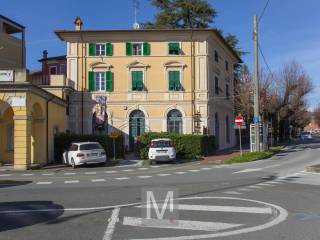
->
[63, 138, 177, 168]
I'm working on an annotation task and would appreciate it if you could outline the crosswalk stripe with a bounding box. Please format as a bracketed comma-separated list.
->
[64, 172, 76, 175]
[157, 174, 171, 176]
[91, 179, 106, 182]
[0, 174, 12, 177]
[138, 176, 152, 179]
[248, 185, 263, 189]
[188, 169, 200, 172]
[123, 216, 243, 231]
[175, 172, 186, 174]
[150, 166, 160, 168]
[201, 167, 212, 170]
[85, 172, 96, 175]
[42, 173, 54, 176]
[115, 177, 129, 180]
[22, 173, 34, 176]
[257, 183, 272, 186]
[138, 168, 149, 170]
[64, 180, 79, 184]
[105, 171, 117, 173]
[122, 169, 134, 172]
[36, 182, 52, 185]
[238, 188, 253, 192]
[233, 168, 263, 174]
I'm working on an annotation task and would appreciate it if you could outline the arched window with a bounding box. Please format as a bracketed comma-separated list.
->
[226, 115, 230, 144]
[167, 109, 183, 134]
[129, 110, 145, 151]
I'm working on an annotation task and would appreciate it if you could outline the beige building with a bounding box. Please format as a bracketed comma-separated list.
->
[55, 19, 241, 150]
[0, 15, 25, 69]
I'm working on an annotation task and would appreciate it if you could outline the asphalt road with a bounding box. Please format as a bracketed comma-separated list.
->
[1, 137, 320, 240]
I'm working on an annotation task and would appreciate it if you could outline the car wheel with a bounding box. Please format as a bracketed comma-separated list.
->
[71, 158, 77, 169]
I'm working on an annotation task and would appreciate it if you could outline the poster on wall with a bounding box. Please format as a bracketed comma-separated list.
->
[93, 96, 107, 131]
[0, 70, 14, 82]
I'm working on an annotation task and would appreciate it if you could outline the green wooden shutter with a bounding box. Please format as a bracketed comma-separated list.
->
[168, 42, 179, 54]
[174, 71, 180, 90]
[137, 71, 143, 90]
[131, 71, 137, 90]
[126, 42, 132, 56]
[89, 43, 95, 56]
[105, 43, 113, 56]
[168, 71, 175, 90]
[89, 71, 95, 91]
[143, 42, 150, 56]
[105, 71, 112, 92]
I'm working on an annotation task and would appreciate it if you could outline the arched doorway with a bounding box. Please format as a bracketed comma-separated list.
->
[129, 110, 145, 151]
[31, 103, 45, 165]
[167, 109, 183, 134]
[0, 102, 14, 164]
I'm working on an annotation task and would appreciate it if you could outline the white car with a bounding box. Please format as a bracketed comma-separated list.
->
[300, 131, 312, 140]
[63, 142, 107, 168]
[148, 138, 176, 163]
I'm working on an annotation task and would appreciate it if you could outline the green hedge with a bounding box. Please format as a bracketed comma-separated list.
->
[137, 132, 216, 159]
[54, 133, 124, 162]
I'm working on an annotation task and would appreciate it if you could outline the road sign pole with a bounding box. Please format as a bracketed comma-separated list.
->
[239, 125, 243, 157]
[113, 138, 116, 161]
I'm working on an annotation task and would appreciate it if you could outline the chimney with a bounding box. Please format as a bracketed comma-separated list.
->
[43, 50, 48, 59]
[74, 16, 83, 31]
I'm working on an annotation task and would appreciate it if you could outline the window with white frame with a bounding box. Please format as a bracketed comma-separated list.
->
[95, 44, 106, 56]
[94, 72, 105, 91]
[132, 43, 143, 56]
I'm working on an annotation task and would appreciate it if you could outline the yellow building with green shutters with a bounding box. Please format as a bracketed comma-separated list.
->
[55, 18, 241, 151]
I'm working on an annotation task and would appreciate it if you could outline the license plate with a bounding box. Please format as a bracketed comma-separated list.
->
[90, 153, 98, 157]
[156, 150, 167, 153]
[156, 156, 168, 160]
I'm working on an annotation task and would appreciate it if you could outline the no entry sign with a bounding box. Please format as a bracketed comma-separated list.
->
[235, 115, 244, 126]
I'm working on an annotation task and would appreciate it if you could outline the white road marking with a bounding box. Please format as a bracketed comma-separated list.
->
[157, 173, 171, 176]
[64, 180, 79, 184]
[85, 172, 96, 175]
[137, 204, 273, 214]
[233, 168, 263, 174]
[269, 181, 283, 184]
[222, 191, 242, 195]
[138, 168, 149, 170]
[128, 196, 288, 240]
[238, 188, 253, 192]
[105, 170, 117, 174]
[115, 177, 129, 180]
[175, 172, 186, 174]
[257, 183, 272, 186]
[103, 208, 120, 240]
[122, 169, 134, 172]
[42, 173, 54, 176]
[138, 176, 152, 179]
[248, 185, 263, 189]
[36, 182, 52, 185]
[91, 179, 106, 182]
[201, 167, 212, 170]
[123, 216, 243, 232]
[150, 166, 160, 168]
[263, 164, 281, 169]
[0, 174, 12, 177]
[22, 173, 34, 176]
[64, 172, 76, 175]
[188, 169, 200, 172]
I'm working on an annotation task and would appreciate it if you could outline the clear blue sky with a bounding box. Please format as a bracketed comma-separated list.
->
[2, 0, 319, 109]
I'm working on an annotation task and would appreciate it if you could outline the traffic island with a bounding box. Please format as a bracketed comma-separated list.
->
[305, 164, 320, 173]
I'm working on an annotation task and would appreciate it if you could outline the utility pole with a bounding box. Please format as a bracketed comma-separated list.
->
[253, 15, 260, 151]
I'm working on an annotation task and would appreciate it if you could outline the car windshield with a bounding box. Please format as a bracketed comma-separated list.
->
[79, 143, 103, 150]
[151, 140, 172, 148]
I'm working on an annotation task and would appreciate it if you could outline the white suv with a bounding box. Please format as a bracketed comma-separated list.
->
[63, 142, 107, 168]
[148, 138, 176, 163]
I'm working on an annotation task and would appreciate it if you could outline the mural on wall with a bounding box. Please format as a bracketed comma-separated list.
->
[93, 96, 107, 132]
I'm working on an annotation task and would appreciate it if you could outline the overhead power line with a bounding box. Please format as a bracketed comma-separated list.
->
[258, 0, 270, 23]
[258, 43, 273, 77]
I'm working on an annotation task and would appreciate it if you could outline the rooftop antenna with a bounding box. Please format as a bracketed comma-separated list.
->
[133, 0, 140, 29]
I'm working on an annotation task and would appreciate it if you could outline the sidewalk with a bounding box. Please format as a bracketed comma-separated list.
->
[201, 145, 250, 165]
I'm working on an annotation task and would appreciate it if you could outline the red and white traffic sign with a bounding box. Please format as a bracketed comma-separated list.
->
[235, 115, 244, 126]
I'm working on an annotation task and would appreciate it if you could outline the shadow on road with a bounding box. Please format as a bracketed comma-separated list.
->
[0, 201, 64, 232]
[0, 180, 32, 188]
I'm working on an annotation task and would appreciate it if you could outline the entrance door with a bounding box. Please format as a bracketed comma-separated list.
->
[129, 110, 145, 151]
